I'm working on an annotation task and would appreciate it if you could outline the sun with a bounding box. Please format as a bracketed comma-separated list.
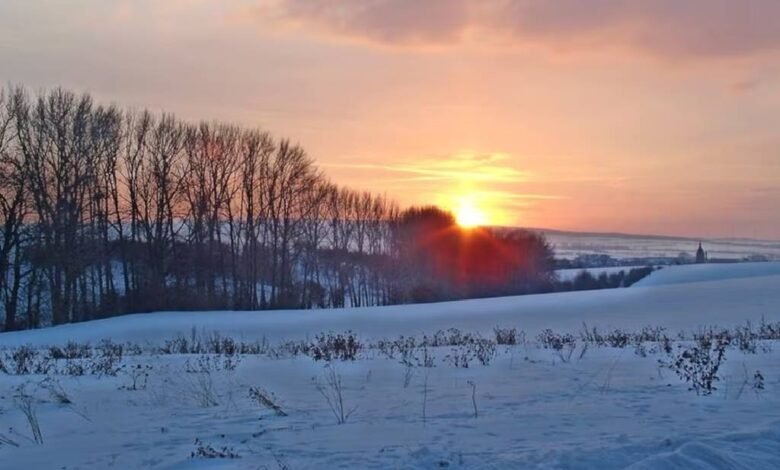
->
[455, 200, 488, 228]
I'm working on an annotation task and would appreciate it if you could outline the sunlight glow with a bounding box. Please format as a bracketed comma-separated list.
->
[455, 198, 488, 228]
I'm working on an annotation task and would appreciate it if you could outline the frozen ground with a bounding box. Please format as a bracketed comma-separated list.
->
[1, 262, 780, 469]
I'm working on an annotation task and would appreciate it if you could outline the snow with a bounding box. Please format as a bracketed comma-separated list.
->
[3, 268, 779, 348]
[634, 261, 780, 287]
[1, 262, 780, 468]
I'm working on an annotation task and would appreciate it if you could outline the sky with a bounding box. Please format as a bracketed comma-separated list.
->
[1, 0, 779, 239]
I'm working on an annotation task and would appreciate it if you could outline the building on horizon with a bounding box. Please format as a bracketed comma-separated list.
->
[695, 242, 708, 263]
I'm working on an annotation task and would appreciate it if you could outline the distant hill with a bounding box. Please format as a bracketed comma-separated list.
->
[493, 227, 780, 261]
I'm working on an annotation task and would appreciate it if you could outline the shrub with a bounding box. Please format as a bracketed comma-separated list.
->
[90, 340, 124, 376]
[732, 322, 760, 354]
[313, 364, 356, 424]
[159, 332, 267, 356]
[635, 326, 668, 343]
[758, 317, 780, 340]
[602, 329, 630, 348]
[667, 336, 728, 395]
[125, 342, 144, 356]
[63, 359, 86, 376]
[11, 346, 38, 375]
[377, 335, 416, 360]
[660, 335, 673, 354]
[445, 346, 472, 368]
[309, 331, 361, 361]
[474, 338, 497, 365]
[270, 340, 308, 359]
[49, 342, 91, 360]
[379, 336, 441, 368]
[182, 371, 219, 407]
[444, 338, 497, 368]
[421, 328, 468, 347]
[161, 336, 191, 354]
[204, 333, 238, 356]
[753, 370, 765, 392]
[580, 323, 602, 345]
[537, 329, 576, 351]
[494, 327, 521, 345]
[191, 438, 240, 459]
[415, 345, 437, 368]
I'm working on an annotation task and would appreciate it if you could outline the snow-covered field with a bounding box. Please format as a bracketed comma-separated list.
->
[634, 262, 780, 287]
[1, 262, 780, 468]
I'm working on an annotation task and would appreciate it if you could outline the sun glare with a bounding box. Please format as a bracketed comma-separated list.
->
[455, 200, 488, 228]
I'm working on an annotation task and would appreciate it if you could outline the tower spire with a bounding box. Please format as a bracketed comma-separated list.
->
[695, 241, 706, 263]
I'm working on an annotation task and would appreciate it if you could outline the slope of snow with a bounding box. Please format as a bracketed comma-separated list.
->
[2, 265, 780, 469]
[634, 261, 780, 287]
[2, 270, 779, 348]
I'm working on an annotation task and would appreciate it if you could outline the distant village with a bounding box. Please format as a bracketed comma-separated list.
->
[555, 242, 772, 270]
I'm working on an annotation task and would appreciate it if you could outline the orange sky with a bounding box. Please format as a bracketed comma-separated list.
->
[1, 1, 779, 238]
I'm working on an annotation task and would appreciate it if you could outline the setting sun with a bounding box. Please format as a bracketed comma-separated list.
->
[455, 200, 488, 228]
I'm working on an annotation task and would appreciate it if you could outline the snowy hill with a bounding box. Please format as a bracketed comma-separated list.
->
[1, 263, 780, 469]
[2, 264, 779, 348]
[634, 261, 780, 287]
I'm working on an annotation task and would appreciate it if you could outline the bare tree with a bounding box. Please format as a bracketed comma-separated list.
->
[0, 89, 28, 330]
[235, 129, 274, 308]
[12, 88, 103, 323]
[133, 113, 187, 307]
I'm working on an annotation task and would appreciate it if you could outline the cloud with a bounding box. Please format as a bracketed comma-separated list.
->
[277, 0, 470, 46]
[265, 0, 780, 59]
[324, 152, 559, 225]
[325, 152, 531, 184]
[731, 78, 761, 93]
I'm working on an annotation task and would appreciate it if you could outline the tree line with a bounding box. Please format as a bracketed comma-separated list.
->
[0, 86, 554, 331]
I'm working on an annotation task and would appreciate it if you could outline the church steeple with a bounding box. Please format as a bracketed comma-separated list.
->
[695, 242, 707, 263]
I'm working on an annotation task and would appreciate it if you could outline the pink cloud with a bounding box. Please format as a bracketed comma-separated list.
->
[280, 0, 469, 45]
[269, 0, 780, 59]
